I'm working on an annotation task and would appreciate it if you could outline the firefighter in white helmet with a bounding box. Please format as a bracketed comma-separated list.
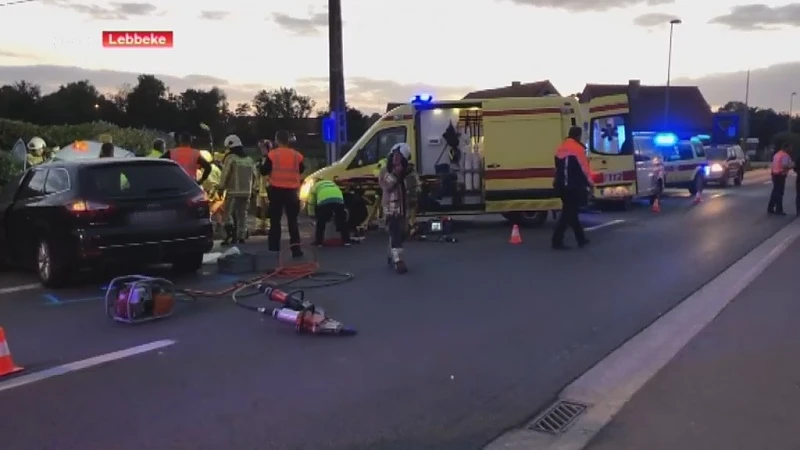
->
[27, 137, 47, 166]
[218, 134, 256, 245]
[378, 142, 419, 274]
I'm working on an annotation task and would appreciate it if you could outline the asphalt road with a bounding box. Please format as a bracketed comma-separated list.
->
[585, 230, 800, 450]
[0, 169, 791, 450]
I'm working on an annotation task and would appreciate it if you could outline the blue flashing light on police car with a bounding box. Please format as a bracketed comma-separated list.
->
[653, 133, 678, 146]
[411, 93, 433, 104]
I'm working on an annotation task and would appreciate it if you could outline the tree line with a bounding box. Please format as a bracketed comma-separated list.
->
[0, 75, 796, 153]
[0, 75, 381, 148]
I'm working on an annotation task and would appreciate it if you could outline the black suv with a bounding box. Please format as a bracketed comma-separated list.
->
[0, 158, 214, 287]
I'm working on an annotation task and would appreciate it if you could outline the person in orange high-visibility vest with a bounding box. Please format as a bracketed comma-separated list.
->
[261, 130, 305, 257]
[551, 126, 595, 250]
[768, 141, 794, 215]
[161, 132, 212, 185]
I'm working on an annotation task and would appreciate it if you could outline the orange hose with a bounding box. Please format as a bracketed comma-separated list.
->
[182, 244, 319, 298]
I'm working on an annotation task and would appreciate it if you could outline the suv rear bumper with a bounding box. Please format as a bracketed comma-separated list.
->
[74, 225, 214, 265]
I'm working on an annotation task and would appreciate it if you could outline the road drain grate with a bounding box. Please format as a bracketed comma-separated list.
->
[528, 400, 587, 435]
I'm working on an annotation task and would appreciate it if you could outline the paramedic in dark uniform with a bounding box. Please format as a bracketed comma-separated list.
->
[261, 130, 305, 257]
[551, 126, 594, 250]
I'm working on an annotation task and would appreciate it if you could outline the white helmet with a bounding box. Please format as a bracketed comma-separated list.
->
[223, 134, 243, 148]
[391, 142, 411, 160]
[27, 136, 46, 151]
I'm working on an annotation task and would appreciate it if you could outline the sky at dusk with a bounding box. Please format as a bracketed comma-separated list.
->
[0, 0, 798, 114]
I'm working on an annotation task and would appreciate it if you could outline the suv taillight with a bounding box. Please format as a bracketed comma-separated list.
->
[188, 191, 210, 217]
[66, 199, 114, 218]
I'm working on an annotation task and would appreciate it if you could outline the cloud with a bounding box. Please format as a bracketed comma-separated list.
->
[504, 0, 672, 12]
[42, 1, 159, 20]
[0, 65, 470, 114]
[272, 11, 328, 36]
[296, 77, 475, 113]
[709, 4, 800, 31]
[199, 10, 228, 20]
[0, 49, 38, 60]
[673, 61, 800, 113]
[633, 12, 680, 27]
[0, 65, 256, 105]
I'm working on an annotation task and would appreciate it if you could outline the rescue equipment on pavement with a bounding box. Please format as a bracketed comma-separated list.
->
[509, 224, 522, 244]
[105, 276, 179, 324]
[0, 327, 23, 378]
[416, 216, 457, 243]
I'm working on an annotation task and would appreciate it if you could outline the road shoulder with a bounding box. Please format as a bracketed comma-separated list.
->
[585, 229, 800, 450]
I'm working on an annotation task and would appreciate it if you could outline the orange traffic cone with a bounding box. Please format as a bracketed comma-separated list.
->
[509, 225, 522, 244]
[651, 197, 661, 212]
[0, 327, 23, 378]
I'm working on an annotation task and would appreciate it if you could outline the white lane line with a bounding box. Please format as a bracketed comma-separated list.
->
[764, 180, 772, 185]
[584, 219, 625, 232]
[485, 219, 800, 450]
[0, 283, 41, 295]
[0, 340, 176, 393]
[710, 192, 726, 199]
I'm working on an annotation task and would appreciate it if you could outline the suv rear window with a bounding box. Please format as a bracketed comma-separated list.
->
[79, 162, 200, 199]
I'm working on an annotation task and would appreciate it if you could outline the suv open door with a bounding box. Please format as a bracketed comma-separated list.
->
[585, 94, 635, 196]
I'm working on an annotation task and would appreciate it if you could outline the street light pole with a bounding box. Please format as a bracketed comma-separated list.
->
[790, 92, 797, 133]
[664, 18, 682, 129]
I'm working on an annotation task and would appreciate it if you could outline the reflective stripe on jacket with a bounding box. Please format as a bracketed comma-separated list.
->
[267, 147, 303, 189]
[772, 150, 791, 175]
[171, 147, 199, 176]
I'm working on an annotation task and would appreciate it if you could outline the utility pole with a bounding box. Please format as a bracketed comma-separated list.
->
[743, 69, 750, 141]
[328, 0, 347, 163]
[664, 18, 682, 130]
[790, 92, 797, 133]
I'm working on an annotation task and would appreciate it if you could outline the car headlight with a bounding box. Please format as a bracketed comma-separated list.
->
[299, 177, 316, 201]
[711, 163, 723, 172]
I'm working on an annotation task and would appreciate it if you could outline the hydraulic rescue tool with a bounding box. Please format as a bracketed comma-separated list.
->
[233, 283, 357, 336]
[105, 275, 178, 324]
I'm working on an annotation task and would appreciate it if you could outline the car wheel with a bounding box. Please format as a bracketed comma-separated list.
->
[502, 211, 548, 228]
[172, 252, 204, 274]
[734, 170, 743, 186]
[37, 239, 68, 288]
[720, 174, 730, 188]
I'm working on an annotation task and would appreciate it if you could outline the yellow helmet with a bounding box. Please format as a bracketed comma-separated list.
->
[199, 150, 213, 163]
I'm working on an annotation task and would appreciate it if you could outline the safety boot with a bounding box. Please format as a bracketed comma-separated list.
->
[391, 248, 407, 274]
[221, 224, 235, 246]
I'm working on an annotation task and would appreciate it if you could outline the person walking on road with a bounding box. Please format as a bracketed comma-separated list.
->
[161, 132, 212, 185]
[218, 134, 257, 245]
[261, 130, 304, 257]
[378, 142, 419, 274]
[307, 179, 351, 247]
[768, 142, 793, 216]
[552, 126, 594, 250]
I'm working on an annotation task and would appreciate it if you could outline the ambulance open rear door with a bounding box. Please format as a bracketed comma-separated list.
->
[586, 94, 635, 198]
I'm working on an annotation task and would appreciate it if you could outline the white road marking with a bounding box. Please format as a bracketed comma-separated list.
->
[584, 220, 625, 232]
[0, 340, 176, 393]
[764, 180, 772, 185]
[484, 219, 800, 450]
[0, 283, 41, 295]
[710, 192, 726, 199]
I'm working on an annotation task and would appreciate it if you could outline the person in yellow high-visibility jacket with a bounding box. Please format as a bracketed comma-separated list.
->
[307, 179, 351, 246]
[253, 139, 273, 234]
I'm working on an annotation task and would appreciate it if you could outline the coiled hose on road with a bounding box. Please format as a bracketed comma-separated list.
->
[179, 244, 355, 312]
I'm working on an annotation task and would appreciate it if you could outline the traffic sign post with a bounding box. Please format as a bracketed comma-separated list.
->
[322, 116, 337, 165]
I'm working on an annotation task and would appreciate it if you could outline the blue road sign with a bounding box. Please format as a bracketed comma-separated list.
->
[322, 117, 336, 143]
[712, 113, 740, 144]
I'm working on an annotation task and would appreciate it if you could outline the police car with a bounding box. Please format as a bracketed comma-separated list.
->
[649, 133, 708, 195]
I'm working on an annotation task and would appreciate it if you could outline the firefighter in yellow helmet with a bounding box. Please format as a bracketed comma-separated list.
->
[218, 134, 257, 245]
[148, 139, 166, 158]
[26, 137, 47, 167]
[253, 139, 273, 235]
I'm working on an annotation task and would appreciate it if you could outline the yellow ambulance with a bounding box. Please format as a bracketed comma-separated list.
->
[300, 94, 634, 228]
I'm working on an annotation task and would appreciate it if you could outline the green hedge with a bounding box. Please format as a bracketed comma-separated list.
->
[0, 118, 172, 156]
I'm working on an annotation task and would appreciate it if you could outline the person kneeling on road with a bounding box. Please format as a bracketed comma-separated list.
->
[218, 134, 257, 245]
[307, 179, 351, 247]
[378, 142, 419, 274]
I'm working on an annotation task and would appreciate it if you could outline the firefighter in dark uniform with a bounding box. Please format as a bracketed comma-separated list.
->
[552, 126, 594, 250]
